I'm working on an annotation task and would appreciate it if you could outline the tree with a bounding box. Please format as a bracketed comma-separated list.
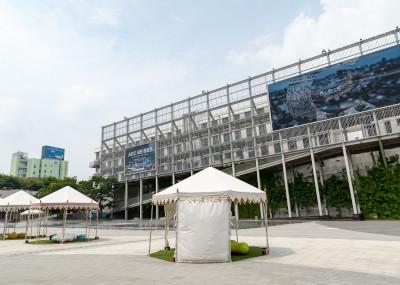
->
[37, 177, 78, 198]
[357, 156, 400, 219]
[0, 174, 23, 189]
[321, 175, 352, 217]
[289, 173, 317, 215]
[78, 176, 117, 216]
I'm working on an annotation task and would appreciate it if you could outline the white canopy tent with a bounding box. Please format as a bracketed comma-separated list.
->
[0, 191, 39, 239]
[20, 209, 45, 216]
[30, 186, 99, 243]
[150, 167, 269, 263]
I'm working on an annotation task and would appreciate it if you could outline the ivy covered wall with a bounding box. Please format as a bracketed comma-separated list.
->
[237, 152, 400, 220]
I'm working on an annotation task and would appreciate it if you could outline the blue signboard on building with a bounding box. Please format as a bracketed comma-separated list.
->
[125, 142, 156, 174]
[41, 146, 65, 160]
[268, 45, 400, 130]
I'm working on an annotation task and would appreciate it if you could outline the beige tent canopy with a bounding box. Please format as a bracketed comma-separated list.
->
[0, 190, 38, 210]
[30, 186, 99, 243]
[0, 191, 39, 239]
[149, 167, 269, 263]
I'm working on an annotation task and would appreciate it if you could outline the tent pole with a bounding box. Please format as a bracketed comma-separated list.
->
[234, 201, 239, 243]
[61, 209, 67, 244]
[148, 203, 154, 255]
[85, 210, 88, 238]
[7, 211, 11, 235]
[88, 210, 92, 239]
[45, 210, 48, 236]
[12, 211, 16, 233]
[95, 209, 99, 239]
[25, 211, 29, 242]
[30, 212, 33, 239]
[37, 213, 42, 238]
[164, 205, 169, 249]
[175, 199, 179, 261]
[263, 201, 270, 254]
[14, 210, 18, 233]
[3, 210, 8, 240]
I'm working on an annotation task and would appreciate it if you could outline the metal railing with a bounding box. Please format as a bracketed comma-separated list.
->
[99, 28, 400, 181]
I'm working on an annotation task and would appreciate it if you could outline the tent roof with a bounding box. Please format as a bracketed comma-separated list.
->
[31, 186, 98, 210]
[152, 167, 266, 205]
[0, 190, 39, 210]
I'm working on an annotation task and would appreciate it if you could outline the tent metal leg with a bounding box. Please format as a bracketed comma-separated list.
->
[14, 211, 18, 233]
[95, 209, 99, 239]
[85, 210, 88, 238]
[175, 199, 179, 261]
[25, 212, 29, 242]
[44, 210, 49, 237]
[3, 210, 8, 240]
[234, 202, 239, 243]
[61, 209, 67, 244]
[88, 210, 92, 239]
[148, 204, 154, 255]
[30, 212, 33, 239]
[263, 201, 270, 254]
[164, 207, 169, 249]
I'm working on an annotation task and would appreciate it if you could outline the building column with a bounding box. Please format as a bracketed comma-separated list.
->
[289, 168, 299, 217]
[310, 149, 323, 216]
[339, 120, 358, 216]
[347, 150, 361, 214]
[281, 153, 292, 218]
[341, 145, 358, 215]
[172, 173, 175, 185]
[124, 179, 128, 221]
[139, 178, 143, 220]
[373, 111, 387, 167]
[317, 159, 329, 216]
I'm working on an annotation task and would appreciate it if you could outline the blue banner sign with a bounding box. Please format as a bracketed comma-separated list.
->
[41, 146, 65, 160]
[125, 142, 156, 173]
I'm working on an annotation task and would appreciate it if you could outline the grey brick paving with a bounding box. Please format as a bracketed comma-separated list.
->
[0, 221, 399, 284]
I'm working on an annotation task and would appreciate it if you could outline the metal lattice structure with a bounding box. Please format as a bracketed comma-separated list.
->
[93, 28, 400, 219]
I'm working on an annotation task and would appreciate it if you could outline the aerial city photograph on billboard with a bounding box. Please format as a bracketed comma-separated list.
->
[124, 142, 156, 174]
[268, 45, 400, 130]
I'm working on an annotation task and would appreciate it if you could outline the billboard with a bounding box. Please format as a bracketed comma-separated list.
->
[125, 142, 156, 174]
[41, 145, 65, 160]
[268, 45, 400, 130]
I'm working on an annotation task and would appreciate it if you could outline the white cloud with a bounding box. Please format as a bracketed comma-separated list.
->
[226, 0, 400, 68]
[90, 8, 120, 27]
[0, 2, 191, 179]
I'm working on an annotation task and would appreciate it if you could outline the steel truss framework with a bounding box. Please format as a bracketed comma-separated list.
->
[97, 28, 400, 219]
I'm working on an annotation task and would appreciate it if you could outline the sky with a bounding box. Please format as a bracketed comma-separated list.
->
[0, 0, 399, 179]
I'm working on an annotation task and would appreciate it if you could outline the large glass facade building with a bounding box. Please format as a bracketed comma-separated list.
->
[92, 28, 400, 220]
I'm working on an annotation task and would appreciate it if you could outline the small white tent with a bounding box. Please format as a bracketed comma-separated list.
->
[32, 186, 98, 210]
[151, 167, 269, 263]
[31, 186, 99, 243]
[0, 191, 38, 210]
[0, 191, 39, 239]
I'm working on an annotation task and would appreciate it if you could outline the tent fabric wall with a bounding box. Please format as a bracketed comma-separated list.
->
[176, 200, 230, 263]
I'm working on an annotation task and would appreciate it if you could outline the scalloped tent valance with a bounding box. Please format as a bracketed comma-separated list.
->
[152, 167, 266, 205]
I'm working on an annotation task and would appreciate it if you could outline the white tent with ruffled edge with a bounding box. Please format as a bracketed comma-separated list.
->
[149, 167, 269, 263]
[30, 186, 99, 243]
[0, 191, 39, 239]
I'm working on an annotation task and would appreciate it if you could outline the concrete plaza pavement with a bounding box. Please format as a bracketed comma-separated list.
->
[0, 221, 399, 284]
